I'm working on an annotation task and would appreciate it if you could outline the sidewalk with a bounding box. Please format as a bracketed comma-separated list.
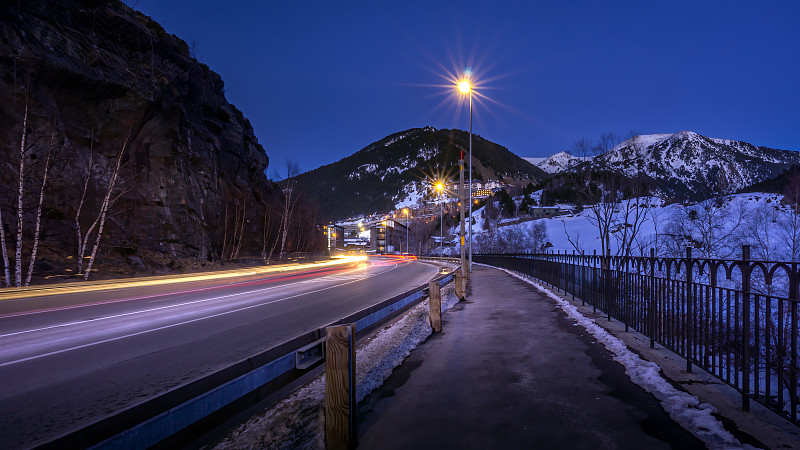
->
[356, 265, 706, 449]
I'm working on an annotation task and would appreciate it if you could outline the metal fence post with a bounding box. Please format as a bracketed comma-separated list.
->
[650, 248, 656, 349]
[686, 247, 693, 373]
[791, 262, 798, 423]
[624, 251, 630, 332]
[593, 249, 597, 313]
[742, 245, 751, 411]
[572, 249, 576, 301]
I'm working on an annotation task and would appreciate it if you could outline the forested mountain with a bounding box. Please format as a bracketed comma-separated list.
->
[294, 127, 547, 220]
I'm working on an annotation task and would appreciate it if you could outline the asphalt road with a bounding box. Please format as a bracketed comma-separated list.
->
[0, 256, 441, 449]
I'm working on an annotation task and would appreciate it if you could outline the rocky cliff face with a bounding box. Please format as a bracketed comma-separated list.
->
[0, 0, 275, 278]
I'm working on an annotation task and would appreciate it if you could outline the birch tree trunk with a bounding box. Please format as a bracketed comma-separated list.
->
[24, 130, 53, 286]
[279, 187, 291, 259]
[14, 98, 29, 287]
[232, 200, 246, 260]
[268, 217, 280, 264]
[76, 135, 93, 275]
[221, 203, 229, 260]
[261, 205, 272, 264]
[84, 133, 128, 280]
[0, 208, 10, 286]
[278, 161, 300, 260]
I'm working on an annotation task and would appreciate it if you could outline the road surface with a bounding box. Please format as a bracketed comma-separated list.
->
[0, 256, 440, 449]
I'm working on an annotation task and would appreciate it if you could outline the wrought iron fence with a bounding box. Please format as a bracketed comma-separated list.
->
[475, 246, 800, 425]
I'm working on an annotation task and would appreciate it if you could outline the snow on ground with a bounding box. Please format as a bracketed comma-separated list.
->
[395, 181, 428, 210]
[492, 266, 752, 449]
[214, 284, 460, 449]
[456, 192, 786, 255]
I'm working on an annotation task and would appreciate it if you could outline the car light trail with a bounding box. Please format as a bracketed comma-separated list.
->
[0, 256, 368, 301]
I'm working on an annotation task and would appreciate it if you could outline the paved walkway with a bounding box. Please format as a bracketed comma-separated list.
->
[356, 265, 705, 449]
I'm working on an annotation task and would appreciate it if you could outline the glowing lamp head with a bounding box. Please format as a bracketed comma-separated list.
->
[458, 81, 471, 93]
[436, 183, 444, 191]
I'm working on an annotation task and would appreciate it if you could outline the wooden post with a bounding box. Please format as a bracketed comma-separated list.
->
[455, 269, 466, 301]
[325, 324, 356, 450]
[429, 281, 442, 332]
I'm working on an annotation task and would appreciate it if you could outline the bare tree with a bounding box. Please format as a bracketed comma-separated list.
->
[75, 134, 94, 275]
[278, 160, 300, 259]
[229, 199, 246, 260]
[596, 132, 622, 155]
[0, 205, 9, 287]
[13, 93, 29, 287]
[612, 192, 651, 257]
[562, 218, 584, 254]
[778, 180, 800, 263]
[261, 202, 273, 263]
[24, 130, 54, 286]
[747, 201, 780, 261]
[664, 197, 748, 259]
[583, 180, 617, 259]
[82, 131, 131, 280]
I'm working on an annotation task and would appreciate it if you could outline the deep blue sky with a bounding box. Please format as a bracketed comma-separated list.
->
[136, 1, 800, 175]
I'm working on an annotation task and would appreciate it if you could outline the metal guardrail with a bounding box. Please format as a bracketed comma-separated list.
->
[39, 266, 454, 449]
[475, 249, 800, 426]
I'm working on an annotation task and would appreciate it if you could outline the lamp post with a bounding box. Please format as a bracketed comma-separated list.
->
[458, 79, 473, 274]
[436, 182, 444, 253]
[403, 208, 410, 254]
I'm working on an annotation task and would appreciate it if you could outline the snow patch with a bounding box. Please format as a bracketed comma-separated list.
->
[358, 163, 378, 173]
[383, 132, 410, 147]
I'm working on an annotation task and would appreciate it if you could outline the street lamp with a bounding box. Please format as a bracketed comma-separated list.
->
[457, 78, 473, 274]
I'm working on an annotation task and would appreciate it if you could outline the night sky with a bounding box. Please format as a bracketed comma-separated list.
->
[135, 0, 800, 176]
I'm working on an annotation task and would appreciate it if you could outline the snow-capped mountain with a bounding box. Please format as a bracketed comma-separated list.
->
[294, 127, 547, 220]
[525, 151, 588, 173]
[596, 131, 800, 197]
[549, 131, 800, 199]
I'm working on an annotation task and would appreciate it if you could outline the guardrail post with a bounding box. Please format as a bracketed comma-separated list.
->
[325, 324, 356, 450]
[429, 281, 442, 332]
[455, 269, 466, 301]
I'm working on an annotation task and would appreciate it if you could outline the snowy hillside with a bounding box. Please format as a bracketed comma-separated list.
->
[446, 192, 793, 260]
